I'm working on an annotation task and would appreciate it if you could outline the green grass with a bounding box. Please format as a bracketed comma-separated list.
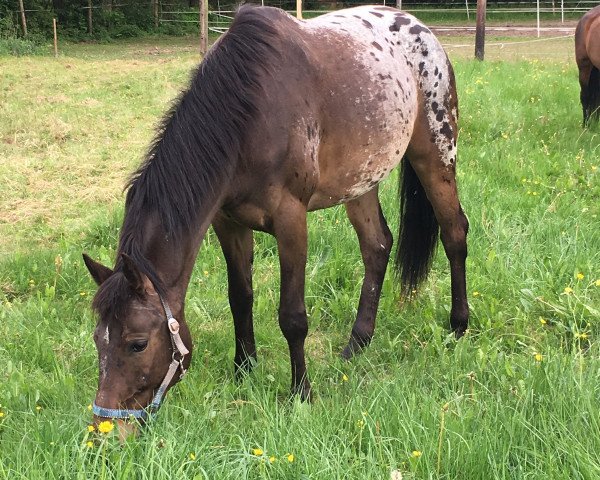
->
[1, 37, 599, 479]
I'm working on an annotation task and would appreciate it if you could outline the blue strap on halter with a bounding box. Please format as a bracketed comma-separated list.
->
[92, 402, 152, 420]
[92, 381, 169, 420]
[92, 295, 188, 420]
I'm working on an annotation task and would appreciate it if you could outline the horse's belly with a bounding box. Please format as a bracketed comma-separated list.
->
[307, 71, 417, 210]
[307, 120, 413, 211]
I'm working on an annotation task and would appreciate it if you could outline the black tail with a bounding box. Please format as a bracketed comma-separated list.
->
[394, 157, 439, 296]
[584, 65, 600, 126]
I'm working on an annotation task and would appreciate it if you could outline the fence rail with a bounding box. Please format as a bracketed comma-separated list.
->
[10, 0, 589, 52]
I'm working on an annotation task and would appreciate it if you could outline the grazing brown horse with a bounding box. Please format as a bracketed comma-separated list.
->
[575, 5, 600, 126]
[83, 4, 469, 428]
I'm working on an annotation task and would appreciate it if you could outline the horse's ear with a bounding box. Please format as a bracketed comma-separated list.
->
[83, 253, 113, 286]
[120, 253, 155, 296]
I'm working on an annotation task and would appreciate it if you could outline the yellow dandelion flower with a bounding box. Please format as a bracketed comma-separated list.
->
[0, 412, 5, 418]
[269, 456, 276, 464]
[87, 425, 95, 432]
[472, 291, 480, 297]
[577, 332, 589, 340]
[286, 453, 295, 463]
[203, 270, 209, 276]
[595, 279, 600, 287]
[576, 273, 584, 280]
[87, 404, 93, 411]
[342, 374, 348, 382]
[411, 450, 422, 458]
[534, 353, 543, 362]
[97, 421, 114, 434]
[563, 287, 573, 294]
[252, 448, 264, 456]
[86, 441, 94, 448]
[539, 317, 547, 325]
[35, 405, 42, 412]
[356, 420, 365, 428]
[189, 452, 196, 461]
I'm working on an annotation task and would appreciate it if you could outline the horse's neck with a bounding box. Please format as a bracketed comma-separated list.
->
[125, 197, 224, 307]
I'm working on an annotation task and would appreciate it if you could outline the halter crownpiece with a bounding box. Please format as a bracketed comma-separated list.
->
[92, 294, 189, 420]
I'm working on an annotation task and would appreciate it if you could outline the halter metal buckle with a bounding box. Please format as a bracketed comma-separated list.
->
[167, 317, 180, 334]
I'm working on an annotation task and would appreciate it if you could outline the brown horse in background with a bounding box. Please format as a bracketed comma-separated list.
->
[575, 5, 600, 126]
[82, 4, 469, 432]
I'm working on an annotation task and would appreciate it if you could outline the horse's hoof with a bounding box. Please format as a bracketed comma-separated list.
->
[341, 334, 371, 360]
[292, 383, 312, 402]
[233, 356, 256, 381]
[453, 327, 467, 339]
[340, 344, 355, 360]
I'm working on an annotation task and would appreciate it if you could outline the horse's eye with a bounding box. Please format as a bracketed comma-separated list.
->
[130, 340, 148, 353]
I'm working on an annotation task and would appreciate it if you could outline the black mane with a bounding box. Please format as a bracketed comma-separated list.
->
[94, 5, 281, 315]
[123, 4, 280, 242]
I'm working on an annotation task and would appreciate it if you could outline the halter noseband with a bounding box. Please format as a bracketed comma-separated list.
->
[92, 295, 189, 421]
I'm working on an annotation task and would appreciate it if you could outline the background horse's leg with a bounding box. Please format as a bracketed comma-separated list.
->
[273, 197, 311, 400]
[577, 58, 593, 125]
[405, 138, 470, 336]
[213, 214, 256, 377]
[341, 188, 393, 359]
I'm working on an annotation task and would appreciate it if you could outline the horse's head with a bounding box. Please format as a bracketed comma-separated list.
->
[83, 253, 191, 438]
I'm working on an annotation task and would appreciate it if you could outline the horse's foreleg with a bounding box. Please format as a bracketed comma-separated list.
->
[273, 197, 311, 400]
[341, 188, 393, 359]
[213, 214, 256, 378]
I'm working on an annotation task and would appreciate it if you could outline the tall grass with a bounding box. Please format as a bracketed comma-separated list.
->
[0, 38, 598, 479]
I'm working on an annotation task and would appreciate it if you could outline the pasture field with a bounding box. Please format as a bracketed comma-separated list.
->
[1, 35, 599, 479]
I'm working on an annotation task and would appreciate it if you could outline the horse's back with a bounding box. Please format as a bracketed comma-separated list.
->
[263, 6, 456, 209]
[577, 5, 600, 66]
[220, 5, 457, 216]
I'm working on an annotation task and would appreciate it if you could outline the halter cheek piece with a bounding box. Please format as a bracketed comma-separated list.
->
[92, 295, 189, 421]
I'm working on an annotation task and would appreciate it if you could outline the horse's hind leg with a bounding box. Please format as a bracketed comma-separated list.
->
[406, 123, 469, 336]
[577, 58, 593, 125]
[341, 188, 393, 359]
[213, 213, 256, 377]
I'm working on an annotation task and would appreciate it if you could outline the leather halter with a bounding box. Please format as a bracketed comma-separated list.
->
[92, 295, 189, 420]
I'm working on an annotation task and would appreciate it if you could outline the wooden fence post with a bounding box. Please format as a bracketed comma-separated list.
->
[199, 0, 208, 56]
[18, 0, 27, 36]
[53, 18, 58, 58]
[296, 0, 302, 19]
[475, 0, 486, 61]
[87, 0, 93, 35]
